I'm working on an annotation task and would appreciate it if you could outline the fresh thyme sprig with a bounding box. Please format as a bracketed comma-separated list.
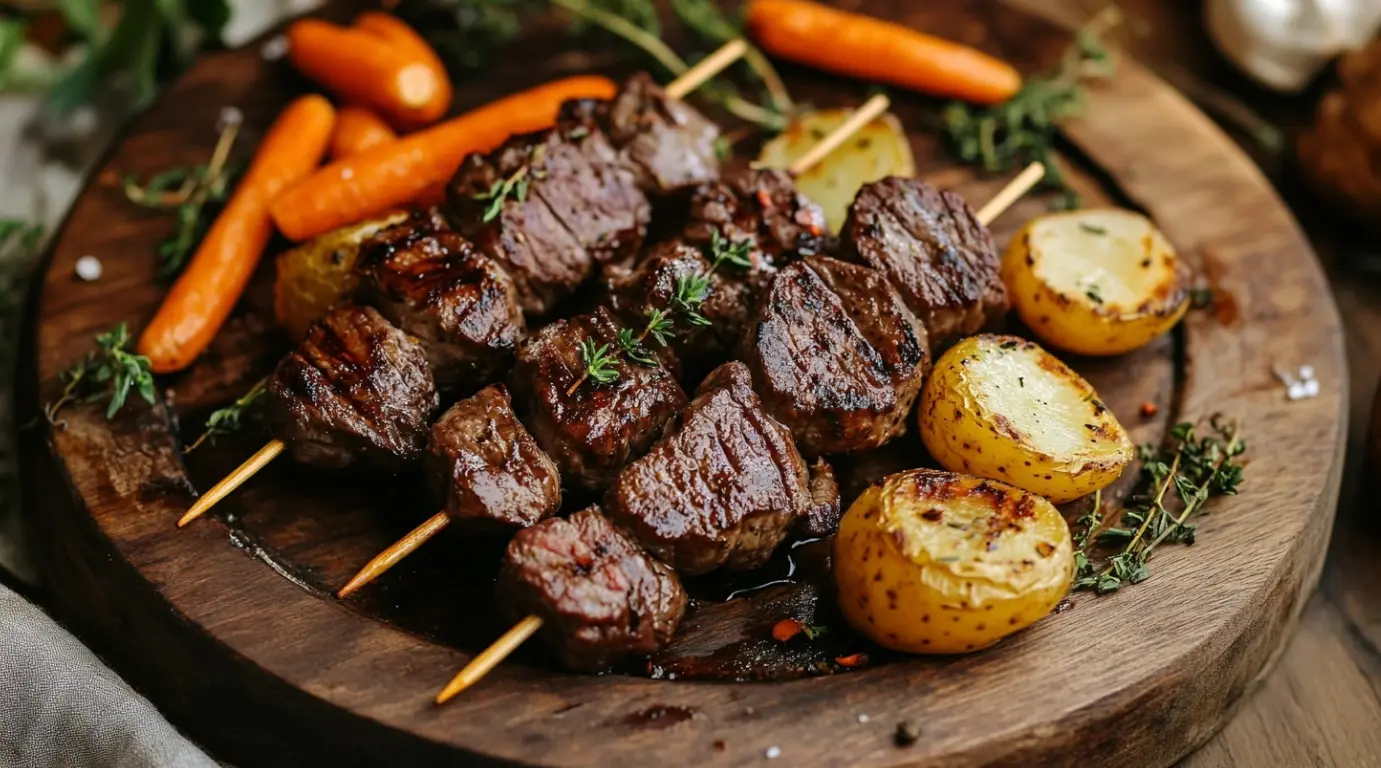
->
[472, 145, 546, 222]
[571, 230, 754, 394]
[44, 323, 156, 425]
[1073, 415, 1246, 594]
[941, 8, 1120, 209]
[122, 114, 241, 279]
[187, 377, 268, 453]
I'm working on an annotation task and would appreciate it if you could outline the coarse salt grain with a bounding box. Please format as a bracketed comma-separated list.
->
[765, 746, 781, 759]
[1299, 364, 1315, 380]
[857, 713, 870, 723]
[75, 256, 102, 282]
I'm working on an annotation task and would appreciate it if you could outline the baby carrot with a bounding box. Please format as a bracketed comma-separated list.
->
[353, 11, 452, 121]
[138, 95, 335, 373]
[270, 75, 617, 242]
[330, 105, 398, 159]
[287, 19, 446, 129]
[745, 0, 1021, 106]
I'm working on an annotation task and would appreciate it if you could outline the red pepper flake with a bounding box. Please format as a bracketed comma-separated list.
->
[755, 189, 773, 208]
[835, 653, 870, 668]
[772, 618, 806, 642]
[1140, 401, 1159, 418]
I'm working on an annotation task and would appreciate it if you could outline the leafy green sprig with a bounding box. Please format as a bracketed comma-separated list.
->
[940, 8, 1119, 209]
[1073, 415, 1246, 594]
[45, 323, 156, 425]
[187, 377, 268, 453]
[472, 145, 547, 222]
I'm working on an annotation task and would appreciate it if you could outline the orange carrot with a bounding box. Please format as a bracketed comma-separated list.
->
[270, 75, 617, 242]
[331, 105, 399, 159]
[745, 0, 1021, 106]
[353, 11, 453, 121]
[138, 96, 335, 373]
[287, 19, 447, 129]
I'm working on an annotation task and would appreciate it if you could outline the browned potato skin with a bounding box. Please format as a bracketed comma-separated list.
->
[274, 213, 408, 340]
[834, 469, 1074, 654]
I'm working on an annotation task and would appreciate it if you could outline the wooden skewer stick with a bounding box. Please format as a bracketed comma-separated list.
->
[340, 96, 905, 593]
[786, 94, 890, 177]
[434, 161, 1050, 702]
[665, 39, 748, 101]
[177, 439, 284, 527]
[337, 511, 451, 597]
[436, 614, 544, 704]
[174, 45, 753, 531]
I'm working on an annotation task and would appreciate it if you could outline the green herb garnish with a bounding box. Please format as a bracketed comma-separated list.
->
[575, 338, 621, 390]
[187, 377, 268, 453]
[45, 323, 156, 425]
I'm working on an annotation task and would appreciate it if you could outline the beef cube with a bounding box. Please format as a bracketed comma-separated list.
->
[740, 256, 929, 457]
[604, 362, 836, 574]
[425, 384, 561, 531]
[684, 168, 829, 271]
[355, 209, 524, 392]
[510, 308, 687, 492]
[268, 305, 438, 471]
[445, 126, 650, 315]
[497, 505, 687, 673]
[841, 176, 1007, 347]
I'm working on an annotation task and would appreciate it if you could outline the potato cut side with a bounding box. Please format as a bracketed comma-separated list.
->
[834, 468, 1074, 654]
[919, 334, 1133, 503]
[1002, 208, 1190, 356]
[275, 212, 408, 340]
[757, 108, 915, 233]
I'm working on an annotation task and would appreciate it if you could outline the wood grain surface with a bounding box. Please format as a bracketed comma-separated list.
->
[17, 1, 1350, 766]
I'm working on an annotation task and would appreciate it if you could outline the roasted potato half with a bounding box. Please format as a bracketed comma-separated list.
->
[757, 108, 915, 233]
[1002, 208, 1190, 356]
[274, 212, 409, 340]
[919, 334, 1133, 503]
[835, 469, 1073, 654]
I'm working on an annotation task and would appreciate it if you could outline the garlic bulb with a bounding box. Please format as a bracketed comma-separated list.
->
[1205, 0, 1381, 92]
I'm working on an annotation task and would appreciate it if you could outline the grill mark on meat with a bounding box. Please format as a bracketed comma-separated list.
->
[604, 362, 832, 575]
[268, 305, 437, 471]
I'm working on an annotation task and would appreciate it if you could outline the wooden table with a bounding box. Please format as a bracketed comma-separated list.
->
[1015, 1, 1381, 764]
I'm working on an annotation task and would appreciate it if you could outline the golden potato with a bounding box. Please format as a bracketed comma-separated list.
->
[274, 212, 408, 340]
[919, 334, 1133, 503]
[756, 108, 915, 233]
[1001, 208, 1190, 356]
[835, 469, 1073, 654]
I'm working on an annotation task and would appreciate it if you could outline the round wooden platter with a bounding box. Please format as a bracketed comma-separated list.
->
[19, 1, 1347, 766]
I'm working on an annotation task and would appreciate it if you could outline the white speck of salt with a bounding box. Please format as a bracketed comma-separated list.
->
[75, 256, 102, 282]
[857, 713, 870, 723]
[261, 35, 289, 61]
[765, 746, 781, 759]
[1298, 364, 1315, 381]
[1286, 382, 1308, 401]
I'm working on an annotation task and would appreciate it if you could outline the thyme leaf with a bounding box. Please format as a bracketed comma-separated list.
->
[45, 322, 156, 425]
[187, 377, 268, 453]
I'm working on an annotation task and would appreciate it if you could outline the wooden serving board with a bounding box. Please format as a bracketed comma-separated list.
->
[19, 1, 1347, 765]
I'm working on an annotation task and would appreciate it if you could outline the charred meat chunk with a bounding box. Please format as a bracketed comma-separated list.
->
[497, 505, 687, 673]
[562, 73, 720, 196]
[740, 256, 929, 457]
[268, 305, 438, 471]
[445, 125, 650, 316]
[841, 176, 1007, 347]
[605, 362, 837, 575]
[510, 308, 687, 492]
[424, 384, 561, 531]
[600, 239, 753, 383]
[684, 168, 830, 272]
[355, 209, 524, 392]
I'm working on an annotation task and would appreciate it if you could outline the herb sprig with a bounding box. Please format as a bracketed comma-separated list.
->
[941, 8, 1119, 209]
[122, 114, 242, 279]
[1073, 415, 1245, 594]
[570, 230, 753, 394]
[187, 377, 268, 453]
[472, 145, 546, 222]
[45, 323, 156, 425]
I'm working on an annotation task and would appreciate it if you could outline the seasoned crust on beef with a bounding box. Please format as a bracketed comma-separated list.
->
[424, 384, 561, 531]
[509, 308, 687, 492]
[591, 73, 721, 195]
[268, 305, 438, 471]
[355, 209, 524, 392]
[604, 362, 830, 575]
[684, 168, 829, 271]
[498, 505, 687, 672]
[800, 458, 842, 538]
[841, 176, 1007, 346]
[445, 125, 650, 315]
[740, 255, 929, 457]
